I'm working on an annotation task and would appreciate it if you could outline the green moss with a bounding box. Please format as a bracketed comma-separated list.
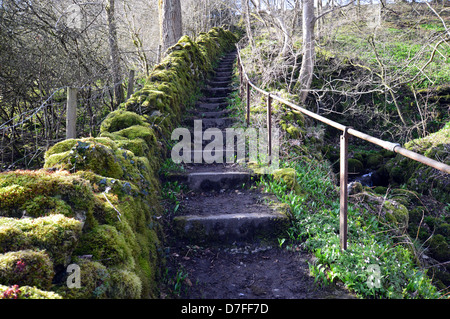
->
[383, 201, 409, 230]
[44, 139, 78, 162]
[348, 181, 363, 195]
[0, 284, 62, 299]
[348, 158, 364, 174]
[55, 260, 109, 299]
[100, 110, 145, 134]
[384, 122, 450, 202]
[114, 138, 150, 157]
[0, 225, 29, 253]
[272, 168, 303, 195]
[0, 170, 95, 221]
[106, 269, 142, 299]
[429, 234, 449, 262]
[389, 188, 421, 207]
[374, 186, 388, 195]
[286, 125, 302, 139]
[114, 125, 158, 149]
[366, 153, 384, 169]
[20, 195, 72, 218]
[0, 250, 54, 290]
[0, 215, 82, 266]
[74, 224, 134, 268]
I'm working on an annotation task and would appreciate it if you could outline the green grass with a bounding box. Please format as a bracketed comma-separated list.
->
[257, 158, 442, 299]
[331, 26, 450, 88]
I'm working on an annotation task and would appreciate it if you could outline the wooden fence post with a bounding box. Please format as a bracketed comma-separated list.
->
[157, 44, 162, 63]
[66, 87, 78, 140]
[340, 127, 349, 250]
[127, 69, 135, 100]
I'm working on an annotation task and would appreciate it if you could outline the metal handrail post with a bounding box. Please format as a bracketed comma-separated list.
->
[267, 93, 272, 163]
[340, 127, 349, 250]
[246, 81, 251, 126]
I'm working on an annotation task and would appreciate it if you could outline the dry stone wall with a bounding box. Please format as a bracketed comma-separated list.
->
[0, 27, 238, 299]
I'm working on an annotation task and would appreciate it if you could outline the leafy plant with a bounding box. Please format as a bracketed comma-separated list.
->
[259, 158, 442, 299]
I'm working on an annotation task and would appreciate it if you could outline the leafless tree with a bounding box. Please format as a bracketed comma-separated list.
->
[106, 0, 124, 106]
[158, 0, 183, 54]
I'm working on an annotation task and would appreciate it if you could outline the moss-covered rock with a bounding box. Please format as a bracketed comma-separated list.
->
[429, 234, 450, 262]
[383, 200, 409, 230]
[0, 170, 95, 222]
[385, 121, 450, 203]
[100, 110, 146, 134]
[106, 268, 142, 299]
[272, 168, 303, 195]
[0, 284, 62, 299]
[365, 153, 384, 169]
[348, 158, 364, 174]
[348, 181, 363, 195]
[0, 250, 54, 290]
[351, 192, 409, 231]
[0, 215, 82, 266]
[74, 224, 133, 268]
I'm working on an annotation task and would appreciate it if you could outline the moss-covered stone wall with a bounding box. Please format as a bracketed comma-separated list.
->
[0, 27, 238, 299]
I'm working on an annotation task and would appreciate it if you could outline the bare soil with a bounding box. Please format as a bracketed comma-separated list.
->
[161, 241, 356, 300]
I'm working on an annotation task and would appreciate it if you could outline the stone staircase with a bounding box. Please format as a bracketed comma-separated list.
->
[169, 50, 289, 245]
[161, 49, 355, 301]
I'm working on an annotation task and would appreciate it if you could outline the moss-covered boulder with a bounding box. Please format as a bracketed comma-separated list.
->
[429, 234, 450, 263]
[351, 191, 409, 231]
[383, 200, 409, 230]
[0, 215, 82, 266]
[0, 170, 95, 223]
[0, 284, 62, 299]
[348, 158, 364, 174]
[0, 250, 54, 290]
[385, 121, 450, 203]
[365, 153, 384, 169]
[272, 168, 303, 195]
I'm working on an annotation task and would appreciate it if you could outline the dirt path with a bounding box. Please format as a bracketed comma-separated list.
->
[160, 50, 355, 300]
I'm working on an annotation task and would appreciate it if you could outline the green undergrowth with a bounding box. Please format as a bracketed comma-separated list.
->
[257, 159, 442, 299]
[0, 27, 238, 299]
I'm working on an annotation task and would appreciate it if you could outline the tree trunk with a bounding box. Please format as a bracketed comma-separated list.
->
[106, 0, 124, 107]
[297, 0, 316, 104]
[244, 0, 254, 49]
[277, 14, 290, 57]
[158, 0, 183, 54]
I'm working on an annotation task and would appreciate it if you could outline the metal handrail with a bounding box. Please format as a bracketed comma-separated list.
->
[236, 45, 450, 250]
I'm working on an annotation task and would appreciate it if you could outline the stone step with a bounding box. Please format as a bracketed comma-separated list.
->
[168, 170, 252, 191]
[172, 190, 290, 244]
[195, 102, 228, 110]
[220, 57, 236, 62]
[198, 96, 228, 104]
[216, 65, 234, 70]
[187, 109, 233, 118]
[213, 76, 233, 82]
[214, 71, 233, 78]
[182, 117, 235, 130]
[171, 148, 245, 164]
[202, 87, 233, 97]
[206, 80, 232, 88]
[188, 171, 251, 191]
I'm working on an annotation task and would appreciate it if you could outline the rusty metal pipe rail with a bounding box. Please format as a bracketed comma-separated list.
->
[236, 45, 450, 250]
